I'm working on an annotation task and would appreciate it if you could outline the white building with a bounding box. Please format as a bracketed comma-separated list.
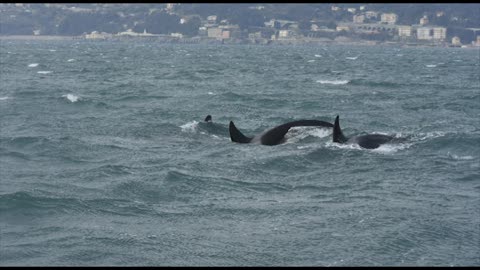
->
[207, 27, 222, 39]
[365, 11, 378, 19]
[116, 29, 154, 37]
[420, 15, 429, 26]
[278, 30, 291, 38]
[417, 27, 432, 40]
[452, 36, 461, 46]
[353, 15, 365, 24]
[86, 31, 113, 39]
[433, 27, 446, 40]
[207, 15, 217, 23]
[381, 13, 398, 24]
[336, 25, 350, 32]
[397, 26, 412, 37]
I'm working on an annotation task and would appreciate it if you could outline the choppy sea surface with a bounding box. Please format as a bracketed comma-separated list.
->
[0, 40, 479, 266]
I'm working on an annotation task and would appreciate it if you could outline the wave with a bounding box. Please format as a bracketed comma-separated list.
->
[62, 94, 79, 102]
[284, 126, 332, 144]
[316, 80, 350, 85]
[1, 136, 49, 147]
[180, 120, 199, 132]
[0, 191, 157, 217]
[67, 59, 76, 62]
[447, 152, 475, 160]
[37, 71, 52, 74]
[28, 63, 39, 67]
[0, 96, 10, 100]
[346, 56, 359, 60]
[425, 64, 437, 68]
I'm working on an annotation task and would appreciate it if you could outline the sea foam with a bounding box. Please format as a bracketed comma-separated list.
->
[180, 121, 199, 132]
[28, 63, 39, 67]
[62, 94, 79, 103]
[37, 71, 52, 74]
[316, 80, 350, 85]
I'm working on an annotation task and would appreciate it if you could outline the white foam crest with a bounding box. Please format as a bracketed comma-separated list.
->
[307, 60, 315, 63]
[426, 64, 437, 68]
[207, 92, 215, 95]
[285, 127, 331, 143]
[325, 141, 363, 151]
[314, 54, 322, 58]
[37, 71, 52, 74]
[0, 96, 10, 101]
[49, 49, 57, 52]
[447, 153, 475, 160]
[346, 56, 359, 60]
[371, 142, 413, 153]
[62, 94, 79, 103]
[414, 131, 447, 142]
[28, 63, 39, 67]
[316, 80, 350, 85]
[180, 120, 199, 132]
[67, 59, 76, 62]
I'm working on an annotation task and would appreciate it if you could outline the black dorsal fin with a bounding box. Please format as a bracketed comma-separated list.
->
[333, 115, 348, 143]
[204, 115, 212, 122]
[229, 121, 253, 143]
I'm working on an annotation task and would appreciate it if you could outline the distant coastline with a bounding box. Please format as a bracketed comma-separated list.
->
[1, 35, 478, 49]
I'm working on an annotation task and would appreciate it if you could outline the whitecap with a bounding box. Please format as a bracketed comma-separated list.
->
[426, 64, 437, 68]
[447, 153, 475, 160]
[314, 54, 322, 58]
[28, 63, 39, 67]
[325, 141, 363, 151]
[180, 121, 199, 132]
[49, 49, 56, 52]
[67, 59, 76, 62]
[346, 56, 358, 60]
[0, 96, 10, 100]
[316, 80, 350, 85]
[285, 126, 331, 144]
[37, 71, 52, 74]
[62, 94, 79, 103]
[207, 92, 214, 95]
[371, 142, 413, 153]
[326, 140, 411, 153]
[415, 131, 447, 141]
[307, 60, 315, 63]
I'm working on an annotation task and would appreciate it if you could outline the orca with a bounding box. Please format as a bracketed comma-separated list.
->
[229, 119, 334, 146]
[333, 115, 403, 149]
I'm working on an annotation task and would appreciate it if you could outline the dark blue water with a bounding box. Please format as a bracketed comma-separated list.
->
[1, 40, 479, 266]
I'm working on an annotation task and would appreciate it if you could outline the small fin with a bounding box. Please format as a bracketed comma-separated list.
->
[204, 115, 212, 122]
[333, 115, 348, 143]
[229, 121, 253, 143]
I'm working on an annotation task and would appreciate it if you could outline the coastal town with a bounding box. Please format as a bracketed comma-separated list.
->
[2, 4, 480, 48]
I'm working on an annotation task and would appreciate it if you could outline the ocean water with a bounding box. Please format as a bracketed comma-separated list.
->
[0, 40, 479, 266]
